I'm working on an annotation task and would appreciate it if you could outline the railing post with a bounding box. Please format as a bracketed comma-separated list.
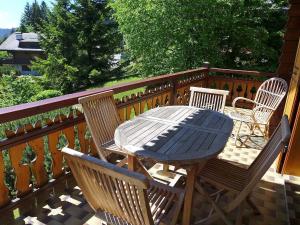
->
[169, 80, 177, 106]
[203, 62, 210, 88]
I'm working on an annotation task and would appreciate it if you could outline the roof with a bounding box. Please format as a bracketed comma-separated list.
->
[0, 32, 43, 52]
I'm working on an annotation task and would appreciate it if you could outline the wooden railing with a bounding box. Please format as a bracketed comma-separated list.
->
[208, 67, 274, 107]
[0, 66, 274, 221]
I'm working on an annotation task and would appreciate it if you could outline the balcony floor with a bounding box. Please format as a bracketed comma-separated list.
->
[16, 107, 300, 225]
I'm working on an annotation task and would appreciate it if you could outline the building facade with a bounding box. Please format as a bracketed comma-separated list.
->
[0, 32, 44, 75]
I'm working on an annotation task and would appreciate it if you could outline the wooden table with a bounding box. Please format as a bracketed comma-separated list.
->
[114, 106, 233, 225]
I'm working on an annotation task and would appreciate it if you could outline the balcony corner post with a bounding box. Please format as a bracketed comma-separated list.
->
[169, 80, 177, 105]
[202, 61, 210, 69]
[202, 61, 210, 88]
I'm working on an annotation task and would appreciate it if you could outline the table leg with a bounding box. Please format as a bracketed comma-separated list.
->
[127, 155, 153, 179]
[128, 155, 138, 171]
[182, 166, 198, 225]
[163, 164, 169, 172]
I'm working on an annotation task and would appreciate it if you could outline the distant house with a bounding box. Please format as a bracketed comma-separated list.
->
[0, 32, 44, 75]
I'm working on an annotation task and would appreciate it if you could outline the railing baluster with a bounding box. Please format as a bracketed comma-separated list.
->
[9, 143, 31, 196]
[77, 122, 89, 154]
[47, 116, 63, 179]
[0, 151, 9, 207]
[29, 137, 48, 187]
[61, 114, 76, 149]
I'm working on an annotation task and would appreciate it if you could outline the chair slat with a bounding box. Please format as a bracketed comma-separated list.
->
[79, 90, 121, 160]
[189, 87, 229, 112]
[62, 147, 184, 225]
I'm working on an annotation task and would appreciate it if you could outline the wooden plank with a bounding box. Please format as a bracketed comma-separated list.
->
[281, 40, 299, 53]
[288, 3, 300, 17]
[284, 29, 300, 41]
[279, 51, 298, 63]
[8, 143, 31, 196]
[283, 39, 300, 122]
[77, 122, 88, 154]
[130, 122, 169, 147]
[283, 102, 300, 176]
[282, 40, 300, 175]
[118, 107, 126, 122]
[0, 152, 9, 207]
[209, 67, 274, 77]
[48, 130, 63, 178]
[29, 137, 48, 187]
[63, 126, 75, 149]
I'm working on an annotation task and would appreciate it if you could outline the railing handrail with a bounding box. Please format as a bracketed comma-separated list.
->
[0, 67, 208, 123]
[209, 67, 275, 77]
[0, 66, 275, 123]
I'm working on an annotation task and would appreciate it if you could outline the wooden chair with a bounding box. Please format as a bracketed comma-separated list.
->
[78, 90, 125, 162]
[229, 77, 288, 146]
[195, 115, 291, 225]
[62, 147, 185, 225]
[189, 87, 229, 112]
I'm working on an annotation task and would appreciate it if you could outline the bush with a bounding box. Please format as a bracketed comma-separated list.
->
[31, 89, 63, 101]
[0, 65, 19, 76]
[0, 75, 43, 107]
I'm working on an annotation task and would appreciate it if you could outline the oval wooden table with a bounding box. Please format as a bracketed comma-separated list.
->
[114, 106, 233, 225]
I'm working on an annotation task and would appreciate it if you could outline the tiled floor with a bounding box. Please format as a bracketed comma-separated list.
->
[17, 107, 300, 225]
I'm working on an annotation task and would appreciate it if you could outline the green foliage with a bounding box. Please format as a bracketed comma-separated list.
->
[0, 65, 19, 76]
[31, 54, 79, 92]
[0, 51, 9, 59]
[88, 69, 103, 84]
[111, 0, 287, 76]
[0, 75, 42, 107]
[0, 52, 19, 76]
[31, 89, 63, 101]
[20, 1, 50, 32]
[33, 0, 122, 93]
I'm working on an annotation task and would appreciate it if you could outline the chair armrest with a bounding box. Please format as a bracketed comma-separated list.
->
[232, 97, 257, 108]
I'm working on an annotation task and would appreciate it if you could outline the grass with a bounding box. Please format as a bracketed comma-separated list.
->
[88, 75, 146, 100]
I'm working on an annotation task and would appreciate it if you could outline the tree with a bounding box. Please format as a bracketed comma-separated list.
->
[110, 0, 287, 76]
[20, 3, 32, 32]
[20, 1, 50, 32]
[33, 0, 121, 93]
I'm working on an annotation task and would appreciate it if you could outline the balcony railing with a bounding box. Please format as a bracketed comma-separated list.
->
[0, 66, 274, 222]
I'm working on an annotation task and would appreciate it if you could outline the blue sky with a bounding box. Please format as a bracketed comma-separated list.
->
[0, 0, 53, 28]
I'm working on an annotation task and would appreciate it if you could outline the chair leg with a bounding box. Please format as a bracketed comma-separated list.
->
[234, 121, 243, 146]
[116, 157, 127, 167]
[195, 182, 233, 225]
[235, 200, 245, 225]
[170, 192, 185, 225]
[235, 121, 252, 147]
[246, 196, 261, 215]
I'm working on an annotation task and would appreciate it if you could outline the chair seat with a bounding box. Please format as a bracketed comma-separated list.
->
[101, 140, 127, 156]
[229, 111, 267, 125]
[199, 159, 249, 192]
[95, 180, 184, 225]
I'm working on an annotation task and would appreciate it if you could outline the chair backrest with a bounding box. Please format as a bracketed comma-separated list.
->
[79, 90, 120, 160]
[62, 147, 154, 225]
[253, 78, 288, 122]
[228, 115, 290, 211]
[189, 87, 229, 112]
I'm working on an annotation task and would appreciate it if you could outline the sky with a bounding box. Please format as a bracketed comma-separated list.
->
[0, 0, 53, 28]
